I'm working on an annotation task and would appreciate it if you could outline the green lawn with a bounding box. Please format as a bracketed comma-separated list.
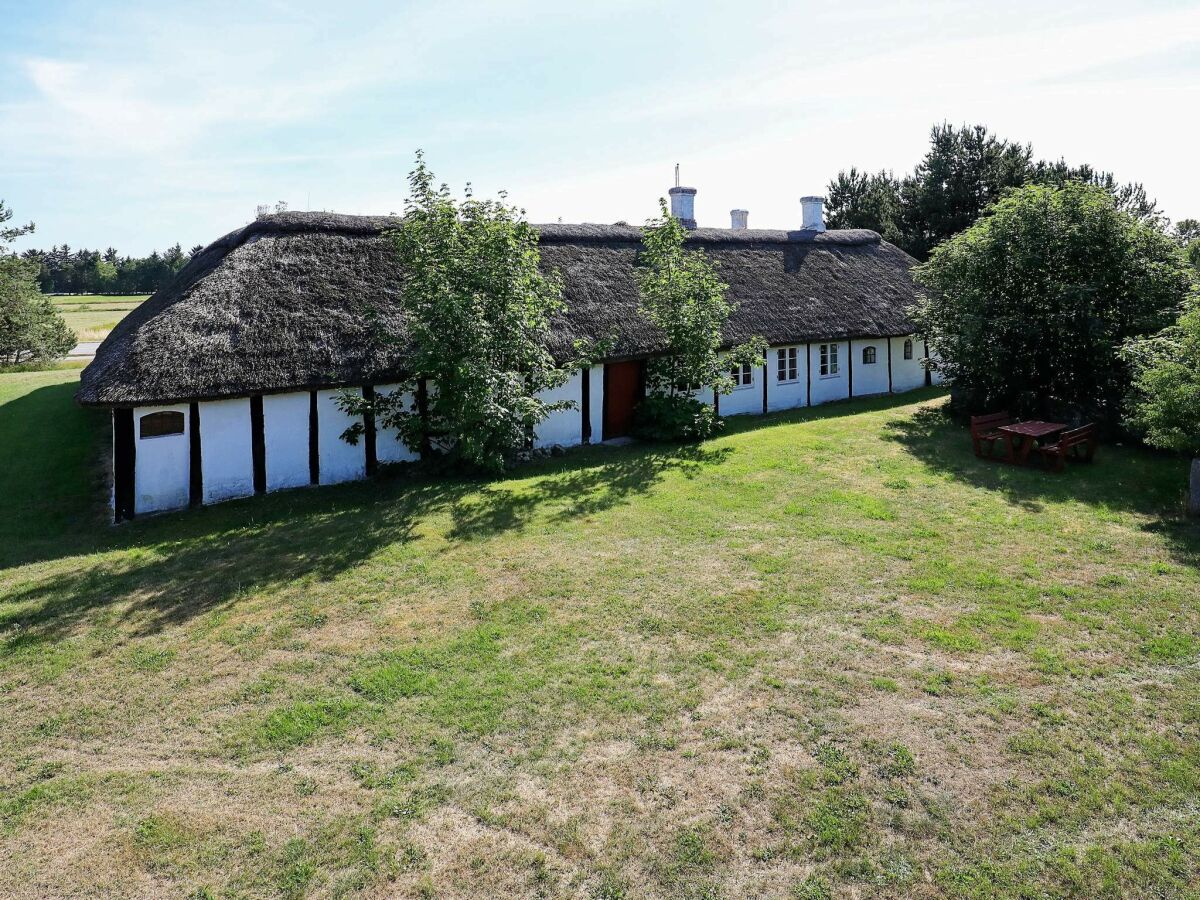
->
[1, 369, 1198, 899]
[48, 294, 148, 342]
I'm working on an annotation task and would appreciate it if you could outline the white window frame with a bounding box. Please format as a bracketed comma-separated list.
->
[776, 346, 799, 383]
[731, 361, 754, 389]
[862, 346, 877, 365]
[819, 343, 840, 378]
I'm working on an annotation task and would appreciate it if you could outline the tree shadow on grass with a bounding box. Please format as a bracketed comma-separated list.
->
[881, 404, 1200, 568]
[447, 443, 731, 540]
[1, 428, 729, 646]
[0, 478, 460, 645]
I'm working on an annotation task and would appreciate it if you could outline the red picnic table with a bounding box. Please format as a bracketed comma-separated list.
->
[997, 420, 1067, 465]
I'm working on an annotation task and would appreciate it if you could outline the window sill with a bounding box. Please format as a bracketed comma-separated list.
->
[819, 374, 841, 380]
[776, 378, 800, 385]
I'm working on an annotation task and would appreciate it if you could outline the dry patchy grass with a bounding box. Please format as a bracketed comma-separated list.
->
[1, 369, 1198, 898]
[48, 294, 148, 342]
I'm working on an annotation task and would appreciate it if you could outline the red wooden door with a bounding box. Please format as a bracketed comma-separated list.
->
[603, 360, 644, 440]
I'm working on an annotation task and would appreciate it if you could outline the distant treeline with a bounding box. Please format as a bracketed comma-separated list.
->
[21, 243, 205, 295]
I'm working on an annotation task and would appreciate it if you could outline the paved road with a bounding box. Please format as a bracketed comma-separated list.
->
[69, 341, 101, 359]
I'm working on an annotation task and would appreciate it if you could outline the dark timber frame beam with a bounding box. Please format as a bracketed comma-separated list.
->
[189, 402, 202, 506]
[250, 395, 266, 493]
[308, 391, 320, 485]
[362, 385, 377, 476]
[113, 408, 136, 522]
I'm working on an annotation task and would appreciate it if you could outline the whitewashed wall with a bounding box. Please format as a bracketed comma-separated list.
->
[852, 340, 890, 396]
[889, 337, 925, 393]
[199, 398, 254, 503]
[810, 341, 850, 406]
[122, 335, 938, 517]
[133, 404, 190, 514]
[534, 371, 583, 449]
[316, 389, 365, 484]
[263, 392, 311, 491]
[374, 383, 420, 464]
[767, 346, 807, 412]
[721, 357, 762, 416]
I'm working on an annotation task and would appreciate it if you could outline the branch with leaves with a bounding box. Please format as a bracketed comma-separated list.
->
[632, 201, 765, 440]
[338, 153, 575, 472]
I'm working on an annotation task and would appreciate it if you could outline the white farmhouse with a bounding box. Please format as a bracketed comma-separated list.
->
[78, 183, 940, 521]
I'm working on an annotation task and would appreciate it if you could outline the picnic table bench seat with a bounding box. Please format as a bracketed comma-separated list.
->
[970, 411, 1011, 458]
[1038, 424, 1098, 472]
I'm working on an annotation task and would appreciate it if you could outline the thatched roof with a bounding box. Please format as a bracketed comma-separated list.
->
[78, 211, 922, 407]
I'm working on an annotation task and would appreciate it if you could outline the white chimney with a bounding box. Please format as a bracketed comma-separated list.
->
[730, 209, 749, 230]
[668, 164, 697, 229]
[800, 195, 825, 232]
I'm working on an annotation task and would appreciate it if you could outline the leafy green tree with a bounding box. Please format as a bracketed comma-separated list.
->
[632, 200, 765, 440]
[1125, 298, 1200, 514]
[1173, 219, 1200, 245]
[896, 123, 1033, 260]
[825, 168, 902, 243]
[339, 153, 573, 472]
[1171, 219, 1200, 272]
[1185, 239, 1200, 273]
[0, 201, 74, 366]
[828, 123, 1166, 259]
[1031, 160, 1164, 227]
[912, 182, 1193, 425]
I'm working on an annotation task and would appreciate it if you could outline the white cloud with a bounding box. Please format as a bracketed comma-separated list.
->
[3, 0, 1197, 253]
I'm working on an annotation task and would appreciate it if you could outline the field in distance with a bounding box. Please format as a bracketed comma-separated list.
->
[49, 294, 148, 342]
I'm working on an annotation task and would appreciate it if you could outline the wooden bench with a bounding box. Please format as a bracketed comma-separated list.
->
[1038, 424, 1098, 472]
[970, 411, 1011, 459]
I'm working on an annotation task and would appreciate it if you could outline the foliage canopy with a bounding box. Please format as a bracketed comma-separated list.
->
[339, 154, 573, 472]
[632, 202, 764, 440]
[0, 201, 74, 367]
[827, 123, 1166, 260]
[912, 182, 1193, 424]
[1126, 298, 1200, 457]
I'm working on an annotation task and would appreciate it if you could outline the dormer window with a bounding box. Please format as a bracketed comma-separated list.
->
[139, 410, 185, 439]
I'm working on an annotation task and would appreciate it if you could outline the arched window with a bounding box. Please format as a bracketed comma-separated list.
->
[862, 346, 877, 365]
[903, 339, 914, 360]
[139, 410, 185, 439]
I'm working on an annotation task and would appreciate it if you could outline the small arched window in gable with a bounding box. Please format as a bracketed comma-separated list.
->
[862, 346, 877, 365]
[139, 410, 185, 439]
[903, 339, 914, 360]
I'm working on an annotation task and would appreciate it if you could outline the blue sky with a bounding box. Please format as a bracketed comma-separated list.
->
[3, 0, 1199, 255]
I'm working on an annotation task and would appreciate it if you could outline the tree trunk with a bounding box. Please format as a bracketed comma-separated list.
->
[1190, 458, 1200, 517]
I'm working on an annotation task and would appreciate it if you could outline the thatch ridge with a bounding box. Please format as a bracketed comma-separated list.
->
[78, 212, 921, 407]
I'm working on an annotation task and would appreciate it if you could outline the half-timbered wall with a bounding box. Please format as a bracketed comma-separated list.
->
[112, 335, 930, 519]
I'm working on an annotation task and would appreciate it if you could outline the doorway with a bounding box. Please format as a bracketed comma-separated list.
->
[602, 360, 644, 440]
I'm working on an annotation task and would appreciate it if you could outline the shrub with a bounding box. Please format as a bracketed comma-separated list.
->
[913, 182, 1193, 426]
[1125, 298, 1200, 457]
[630, 394, 722, 442]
